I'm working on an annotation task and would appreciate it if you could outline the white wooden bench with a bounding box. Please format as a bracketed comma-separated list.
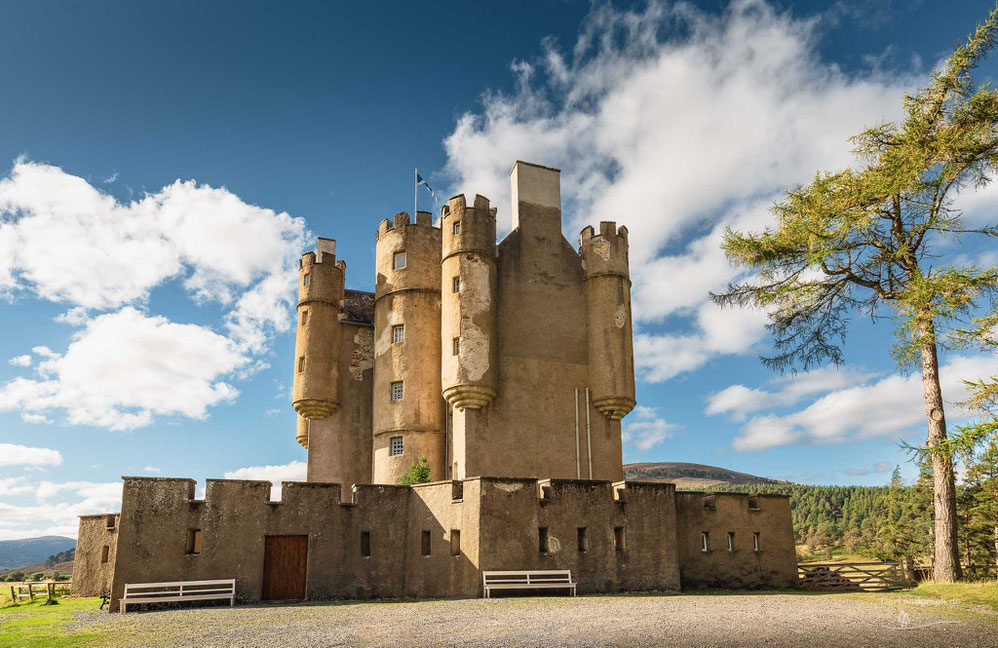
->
[482, 570, 576, 598]
[120, 579, 235, 613]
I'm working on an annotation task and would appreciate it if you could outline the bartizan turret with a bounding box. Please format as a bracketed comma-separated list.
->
[439, 194, 499, 410]
[372, 211, 446, 483]
[292, 237, 343, 420]
[580, 222, 636, 420]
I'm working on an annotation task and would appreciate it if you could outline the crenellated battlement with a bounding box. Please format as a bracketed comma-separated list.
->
[375, 211, 438, 240]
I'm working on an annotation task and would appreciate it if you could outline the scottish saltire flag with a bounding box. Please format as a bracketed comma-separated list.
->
[416, 172, 438, 203]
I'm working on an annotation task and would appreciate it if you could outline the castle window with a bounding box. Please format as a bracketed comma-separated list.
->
[421, 530, 431, 556]
[614, 526, 625, 552]
[452, 276, 461, 293]
[101, 545, 109, 564]
[538, 526, 549, 554]
[391, 380, 404, 401]
[186, 529, 201, 555]
[390, 436, 403, 456]
[701, 532, 709, 553]
[105, 515, 115, 530]
[703, 494, 716, 509]
[450, 529, 461, 556]
[298, 356, 305, 373]
[453, 221, 461, 235]
[753, 532, 760, 552]
[727, 532, 735, 552]
[577, 527, 588, 553]
[301, 310, 308, 326]
[393, 251, 406, 269]
[452, 337, 460, 356]
[748, 496, 760, 511]
[393, 325, 404, 343]
[303, 273, 311, 287]
[361, 531, 371, 557]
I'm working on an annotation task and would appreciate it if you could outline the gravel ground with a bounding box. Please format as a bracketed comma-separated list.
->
[66, 592, 997, 648]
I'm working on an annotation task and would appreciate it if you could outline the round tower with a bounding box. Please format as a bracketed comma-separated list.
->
[296, 415, 309, 448]
[580, 222, 636, 420]
[439, 194, 499, 410]
[372, 211, 445, 483]
[292, 237, 343, 420]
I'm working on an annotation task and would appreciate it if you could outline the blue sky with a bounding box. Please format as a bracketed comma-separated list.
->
[2, 0, 998, 539]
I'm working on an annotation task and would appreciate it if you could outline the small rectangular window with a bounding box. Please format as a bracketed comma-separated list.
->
[105, 515, 115, 530]
[748, 496, 760, 511]
[452, 337, 460, 356]
[703, 494, 716, 509]
[186, 529, 201, 555]
[421, 530, 431, 556]
[451, 529, 461, 556]
[701, 532, 709, 553]
[298, 356, 305, 373]
[301, 310, 308, 326]
[538, 527, 549, 554]
[361, 531, 371, 557]
[753, 532, 760, 552]
[452, 276, 461, 293]
[614, 526, 625, 552]
[728, 532, 735, 552]
[577, 527, 588, 553]
[394, 251, 406, 269]
[390, 436, 403, 456]
[391, 380, 404, 401]
[101, 545, 109, 564]
[393, 325, 405, 343]
[303, 273, 311, 286]
[453, 221, 461, 235]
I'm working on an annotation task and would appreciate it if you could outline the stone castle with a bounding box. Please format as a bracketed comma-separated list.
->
[73, 162, 797, 609]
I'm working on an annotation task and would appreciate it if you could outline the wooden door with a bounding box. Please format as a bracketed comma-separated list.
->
[262, 535, 308, 600]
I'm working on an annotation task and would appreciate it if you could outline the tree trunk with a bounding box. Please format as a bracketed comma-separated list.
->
[918, 319, 962, 582]
[993, 525, 997, 570]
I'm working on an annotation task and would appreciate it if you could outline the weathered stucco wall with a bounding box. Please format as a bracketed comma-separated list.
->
[674, 492, 797, 589]
[71, 513, 119, 596]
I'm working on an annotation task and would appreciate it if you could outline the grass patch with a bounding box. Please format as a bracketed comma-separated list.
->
[897, 581, 998, 612]
[0, 596, 103, 648]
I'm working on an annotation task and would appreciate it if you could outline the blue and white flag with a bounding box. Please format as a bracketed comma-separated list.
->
[416, 172, 438, 203]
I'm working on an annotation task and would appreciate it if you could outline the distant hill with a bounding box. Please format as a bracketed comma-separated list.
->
[0, 536, 76, 571]
[623, 462, 784, 489]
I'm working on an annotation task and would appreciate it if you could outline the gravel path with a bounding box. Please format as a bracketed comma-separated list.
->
[67, 593, 997, 647]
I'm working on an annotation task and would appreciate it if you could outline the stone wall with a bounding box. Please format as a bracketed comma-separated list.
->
[674, 492, 797, 589]
[71, 513, 118, 596]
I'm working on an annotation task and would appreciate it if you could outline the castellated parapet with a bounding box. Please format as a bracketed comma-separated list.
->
[440, 194, 499, 410]
[373, 211, 445, 484]
[580, 222, 636, 420]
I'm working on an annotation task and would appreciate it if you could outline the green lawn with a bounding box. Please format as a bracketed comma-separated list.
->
[0, 597, 102, 648]
[896, 581, 998, 612]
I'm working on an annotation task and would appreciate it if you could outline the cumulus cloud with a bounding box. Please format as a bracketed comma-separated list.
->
[729, 355, 998, 451]
[0, 442, 62, 467]
[0, 479, 120, 540]
[7, 354, 31, 367]
[622, 405, 680, 450]
[143, 466, 161, 474]
[843, 461, 891, 476]
[224, 460, 307, 500]
[0, 308, 246, 430]
[441, 0, 922, 380]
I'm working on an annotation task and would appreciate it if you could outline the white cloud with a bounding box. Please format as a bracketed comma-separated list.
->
[0, 160, 306, 353]
[441, 0, 924, 381]
[7, 355, 31, 367]
[843, 461, 891, 476]
[224, 460, 307, 500]
[0, 480, 120, 541]
[622, 405, 680, 450]
[730, 355, 998, 451]
[0, 443, 62, 467]
[0, 308, 246, 430]
[142, 466, 161, 474]
[705, 365, 880, 421]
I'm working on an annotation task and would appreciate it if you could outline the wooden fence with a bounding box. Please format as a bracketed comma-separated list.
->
[798, 562, 907, 591]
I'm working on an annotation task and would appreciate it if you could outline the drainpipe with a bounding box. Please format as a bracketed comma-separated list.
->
[575, 388, 581, 479]
[585, 388, 593, 479]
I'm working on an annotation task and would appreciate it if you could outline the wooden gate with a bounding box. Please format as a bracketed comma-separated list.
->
[798, 562, 907, 591]
[262, 535, 308, 600]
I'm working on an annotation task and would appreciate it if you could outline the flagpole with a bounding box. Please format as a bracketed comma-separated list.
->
[414, 167, 418, 221]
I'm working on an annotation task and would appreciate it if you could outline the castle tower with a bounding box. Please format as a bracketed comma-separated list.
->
[439, 194, 499, 411]
[372, 211, 446, 483]
[292, 237, 343, 420]
[580, 222, 636, 420]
